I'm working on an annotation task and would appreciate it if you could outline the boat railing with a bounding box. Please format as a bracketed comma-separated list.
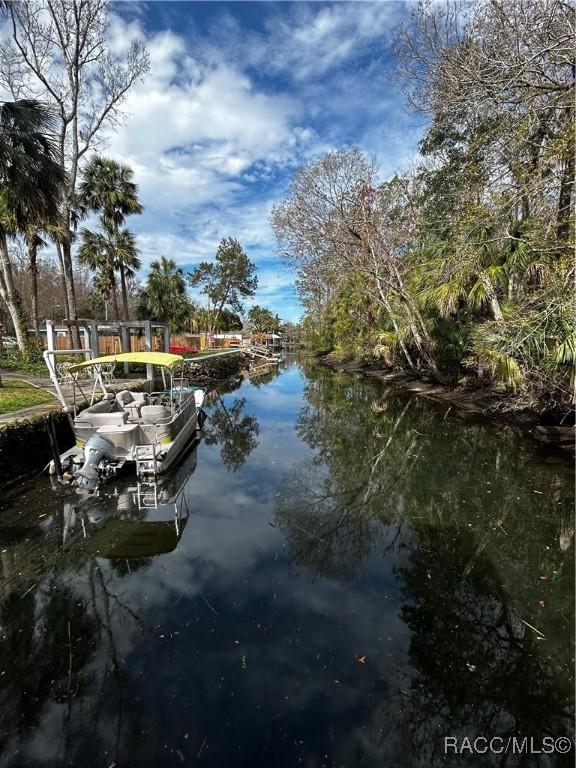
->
[146, 389, 196, 419]
[74, 418, 102, 429]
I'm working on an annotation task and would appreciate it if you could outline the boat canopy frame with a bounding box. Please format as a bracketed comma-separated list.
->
[43, 347, 104, 407]
[46, 350, 208, 415]
[69, 353, 186, 405]
[68, 351, 184, 373]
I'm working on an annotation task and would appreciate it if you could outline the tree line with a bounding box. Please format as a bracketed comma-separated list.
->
[136, 239, 278, 336]
[0, 0, 282, 368]
[272, 0, 574, 408]
[0, 0, 149, 350]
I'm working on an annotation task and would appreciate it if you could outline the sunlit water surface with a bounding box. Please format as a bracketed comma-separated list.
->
[0, 357, 573, 768]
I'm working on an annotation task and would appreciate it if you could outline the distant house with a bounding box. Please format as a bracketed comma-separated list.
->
[169, 331, 244, 353]
[265, 332, 283, 348]
[251, 331, 283, 348]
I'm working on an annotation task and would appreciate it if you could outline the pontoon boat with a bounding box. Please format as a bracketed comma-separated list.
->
[47, 352, 207, 492]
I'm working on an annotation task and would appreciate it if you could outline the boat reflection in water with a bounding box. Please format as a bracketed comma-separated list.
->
[57, 437, 200, 561]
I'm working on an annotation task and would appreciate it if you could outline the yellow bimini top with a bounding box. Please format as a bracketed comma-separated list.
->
[69, 352, 184, 373]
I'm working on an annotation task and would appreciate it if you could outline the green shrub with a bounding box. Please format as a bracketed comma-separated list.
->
[0, 351, 48, 377]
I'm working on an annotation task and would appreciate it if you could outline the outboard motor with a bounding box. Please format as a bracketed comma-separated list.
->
[74, 434, 118, 493]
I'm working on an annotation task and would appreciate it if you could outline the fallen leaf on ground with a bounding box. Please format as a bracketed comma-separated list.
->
[357, 656, 366, 664]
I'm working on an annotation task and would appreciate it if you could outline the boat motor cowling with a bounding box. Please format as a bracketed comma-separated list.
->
[74, 434, 118, 492]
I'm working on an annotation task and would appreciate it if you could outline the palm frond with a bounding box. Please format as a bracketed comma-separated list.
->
[419, 280, 466, 316]
[494, 354, 522, 388]
[467, 280, 489, 311]
[0, 100, 65, 226]
[469, 323, 523, 387]
[551, 331, 576, 366]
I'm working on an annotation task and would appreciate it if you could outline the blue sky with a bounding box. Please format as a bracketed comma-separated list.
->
[102, 1, 426, 322]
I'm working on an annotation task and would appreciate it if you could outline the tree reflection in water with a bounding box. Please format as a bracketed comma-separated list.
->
[0, 358, 572, 767]
[275, 360, 574, 764]
[203, 367, 280, 472]
[0, 445, 200, 766]
[0, 538, 144, 764]
[203, 396, 260, 472]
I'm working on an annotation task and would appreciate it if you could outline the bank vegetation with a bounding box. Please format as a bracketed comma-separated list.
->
[272, 0, 574, 414]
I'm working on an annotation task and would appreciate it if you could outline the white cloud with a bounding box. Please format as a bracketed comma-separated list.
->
[250, 268, 296, 303]
[96, 13, 314, 309]
[108, 65, 299, 161]
[207, 2, 404, 83]
[133, 196, 278, 267]
[1, 3, 423, 324]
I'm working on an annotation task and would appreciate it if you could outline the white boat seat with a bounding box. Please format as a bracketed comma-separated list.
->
[116, 390, 149, 407]
[116, 390, 149, 419]
[116, 390, 149, 406]
[83, 399, 114, 413]
[77, 409, 128, 427]
[140, 405, 171, 424]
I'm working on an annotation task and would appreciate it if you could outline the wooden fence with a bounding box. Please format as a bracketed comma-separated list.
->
[49, 332, 243, 354]
[170, 335, 242, 351]
[52, 334, 165, 354]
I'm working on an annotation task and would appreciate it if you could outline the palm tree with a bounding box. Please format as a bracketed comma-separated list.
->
[22, 220, 65, 336]
[77, 224, 120, 321]
[190, 307, 212, 333]
[137, 257, 191, 331]
[78, 157, 142, 319]
[0, 99, 65, 352]
[22, 224, 47, 336]
[113, 229, 141, 317]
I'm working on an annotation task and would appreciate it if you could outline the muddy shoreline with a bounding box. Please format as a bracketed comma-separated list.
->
[318, 352, 575, 460]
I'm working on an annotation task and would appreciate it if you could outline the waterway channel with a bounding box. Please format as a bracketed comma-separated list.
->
[0, 356, 573, 767]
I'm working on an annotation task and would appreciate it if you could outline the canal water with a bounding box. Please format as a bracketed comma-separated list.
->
[0, 357, 573, 767]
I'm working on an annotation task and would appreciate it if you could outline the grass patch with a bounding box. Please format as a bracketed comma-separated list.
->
[0, 379, 55, 415]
